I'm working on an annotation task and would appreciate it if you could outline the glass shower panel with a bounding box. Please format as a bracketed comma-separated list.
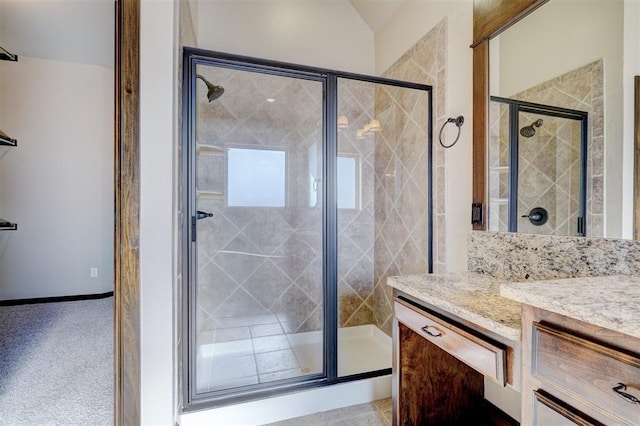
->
[517, 112, 582, 236]
[336, 77, 430, 377]
[193, 64, 324, 394]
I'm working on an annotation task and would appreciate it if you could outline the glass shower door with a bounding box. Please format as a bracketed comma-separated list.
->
[191, 63, 325, 395]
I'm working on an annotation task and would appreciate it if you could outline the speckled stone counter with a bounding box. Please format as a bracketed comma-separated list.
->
[468, 231, 640, 281]
[500, 275, 640, 339]
[387, 272, 522, 341]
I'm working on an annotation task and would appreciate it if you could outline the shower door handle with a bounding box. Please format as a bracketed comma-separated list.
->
[197, 210, 213, 220]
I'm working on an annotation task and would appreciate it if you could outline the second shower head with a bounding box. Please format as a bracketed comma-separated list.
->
[196, 74, 225, 102]
[520, 119, 544, 138]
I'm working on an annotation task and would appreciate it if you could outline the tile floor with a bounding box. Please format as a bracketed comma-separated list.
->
[197, 314, 319, 392]
[265, 398, 392, 425]
[196, 314, 392, 394]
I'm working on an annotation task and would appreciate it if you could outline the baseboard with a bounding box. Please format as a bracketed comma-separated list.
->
[0, 291, 114, 306]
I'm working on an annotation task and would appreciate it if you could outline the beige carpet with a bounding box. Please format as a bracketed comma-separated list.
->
[0, 297, 113, 425]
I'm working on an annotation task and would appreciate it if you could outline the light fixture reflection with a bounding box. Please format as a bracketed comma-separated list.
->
[337, 115, 349, 129]
[368, 119, 381, 132]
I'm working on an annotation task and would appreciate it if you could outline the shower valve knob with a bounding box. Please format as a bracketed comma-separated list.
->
[521, 207, 549, 226]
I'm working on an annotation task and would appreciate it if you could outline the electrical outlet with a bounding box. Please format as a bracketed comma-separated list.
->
[90, 267, 98, 278]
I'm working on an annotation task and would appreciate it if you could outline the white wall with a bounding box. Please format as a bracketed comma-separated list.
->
[140, 0, 177, 424]
[195, 0, 375, 74]
[622, 0, 640, 238]
[493, 0, 625, 238]
[376, 0, 474, 273]
[0, 56, 113, 299]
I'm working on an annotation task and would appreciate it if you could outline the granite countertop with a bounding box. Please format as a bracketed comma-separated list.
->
[387, 272, 522, 341]
[500, 275, 640, 340]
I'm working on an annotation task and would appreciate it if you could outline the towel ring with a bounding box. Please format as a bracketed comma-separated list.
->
[438, 115, 464, 148]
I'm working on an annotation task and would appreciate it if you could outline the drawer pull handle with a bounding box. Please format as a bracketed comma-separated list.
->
[613, 383, 640, 405]
[421, 325, 443, 337]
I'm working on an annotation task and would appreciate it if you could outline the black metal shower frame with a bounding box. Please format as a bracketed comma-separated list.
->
[490, 96, 588, 235]
[181, 47, 434, 412]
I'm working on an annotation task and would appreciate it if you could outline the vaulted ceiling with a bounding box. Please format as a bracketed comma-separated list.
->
[349, 0, 406, 33]
[0, 0, 406, 69]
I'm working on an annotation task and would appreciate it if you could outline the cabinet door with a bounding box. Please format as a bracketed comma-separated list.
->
[533, 390, 605, 426]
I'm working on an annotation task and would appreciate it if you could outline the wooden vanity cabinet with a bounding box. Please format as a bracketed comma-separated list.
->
[521, 306, 640, 425]
[393, 296, 520, 425]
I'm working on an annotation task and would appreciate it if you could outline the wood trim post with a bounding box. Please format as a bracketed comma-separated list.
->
[471, 0, 548, 231]
[472, 40, 488, 230]
[114, 0, 141, 424]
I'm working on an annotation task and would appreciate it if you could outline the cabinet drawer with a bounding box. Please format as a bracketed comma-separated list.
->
[533, 322, 640, 424]
[533, 390, 605, 426]
[394, 299, 506, 384]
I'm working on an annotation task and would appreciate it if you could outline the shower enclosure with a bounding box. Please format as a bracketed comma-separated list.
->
[182, 49, 432, 409]
[488, 96, 587, 236]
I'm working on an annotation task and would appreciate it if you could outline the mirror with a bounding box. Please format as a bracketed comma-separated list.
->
[485, 0, 637, 239]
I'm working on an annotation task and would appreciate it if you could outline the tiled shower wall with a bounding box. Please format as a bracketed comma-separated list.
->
[196, 70, 326, 334]
[194, 20, 447, 338]
[489, 105, 583, 236]
[195, 69, 380, 334]
[511, 60, 604, 237]
[373, 19, 447, 336]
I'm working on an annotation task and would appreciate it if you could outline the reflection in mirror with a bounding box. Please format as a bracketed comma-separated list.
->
[489, 97, 587, 236]
[488, 0, 628, 237]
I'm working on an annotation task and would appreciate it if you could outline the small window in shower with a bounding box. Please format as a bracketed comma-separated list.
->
[227, 147, 286, 207]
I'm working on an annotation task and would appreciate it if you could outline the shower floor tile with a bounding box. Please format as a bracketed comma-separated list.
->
[255, 349, 300, 374]
[252, 334, 291, 353]
[250, 322, 285, 337]
[213, 326, 251, 342]
[210, 354, 257, 383]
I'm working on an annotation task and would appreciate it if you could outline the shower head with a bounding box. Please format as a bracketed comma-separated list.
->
[519, 119, 544, 138]
[196, 74, 225, 102]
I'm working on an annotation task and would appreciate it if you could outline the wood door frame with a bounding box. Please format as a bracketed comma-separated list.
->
[115, 0, 141, 424]
[471, 0, 549, 230]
